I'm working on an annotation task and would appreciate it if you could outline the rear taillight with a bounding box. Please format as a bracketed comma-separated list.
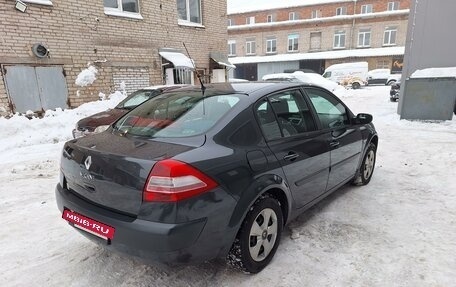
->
[143, 159, 218, 202]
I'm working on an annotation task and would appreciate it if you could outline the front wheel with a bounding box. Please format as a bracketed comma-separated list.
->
[352, 143, 376, 186]
[352, 82, 361, 89]
[227, 195, 283, 273]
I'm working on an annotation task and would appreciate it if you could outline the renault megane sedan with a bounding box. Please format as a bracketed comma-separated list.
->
[56, 82, 378, 273]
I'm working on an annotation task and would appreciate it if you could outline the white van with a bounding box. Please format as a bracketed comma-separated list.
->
[322, 62, 368, 89]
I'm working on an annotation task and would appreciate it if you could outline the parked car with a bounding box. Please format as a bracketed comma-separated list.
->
[262, 71, 340, 92]
[72, 85, 186, 138]
[56, 82, 378, 273]
[390, 79, 401, 102]
[367, 68, 391, 85]
[322, 62, 368, 89]
[386, 73, 402, 85]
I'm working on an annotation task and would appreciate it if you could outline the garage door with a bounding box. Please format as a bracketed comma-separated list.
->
[4, 65, 68, 113]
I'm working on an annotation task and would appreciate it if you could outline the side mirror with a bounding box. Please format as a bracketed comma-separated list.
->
[354, 113, 373, 125]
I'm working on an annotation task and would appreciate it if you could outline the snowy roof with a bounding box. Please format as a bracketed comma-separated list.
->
[228, 10, 410, 30]
[410, 67, 456, 79]
[227, 0, 354, 15]
[159, 50, 194, 69]
[229, 47, 405, 65]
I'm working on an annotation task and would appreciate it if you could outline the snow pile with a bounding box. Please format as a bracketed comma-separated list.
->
[75, 65, 98, 87]
[0, 91, 126, 153]
[410, 67, 456, 78]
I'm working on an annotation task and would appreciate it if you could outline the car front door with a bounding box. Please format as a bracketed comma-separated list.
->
[304, 87, 363, 191]
[255, 89, 330, 209]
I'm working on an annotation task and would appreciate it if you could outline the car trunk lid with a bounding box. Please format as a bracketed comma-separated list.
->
[61, 132, 198, 216]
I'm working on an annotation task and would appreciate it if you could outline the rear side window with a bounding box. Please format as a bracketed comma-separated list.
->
[114, 93, 240, 138]
[256, 89, 317, 141]
[306, 88, 348, 129]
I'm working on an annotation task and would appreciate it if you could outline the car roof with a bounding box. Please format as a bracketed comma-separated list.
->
[141, 84, 189, 91]
[161, 82, 305, 98]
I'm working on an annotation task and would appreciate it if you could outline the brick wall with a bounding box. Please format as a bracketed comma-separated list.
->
[227, 0, 410, 62]
[0, 0, 227, 114]
[112, 67, 150, 95]
[229, 0, 411, 24]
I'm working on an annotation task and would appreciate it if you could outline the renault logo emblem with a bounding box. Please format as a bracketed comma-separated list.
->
[84, 156, 92, 170]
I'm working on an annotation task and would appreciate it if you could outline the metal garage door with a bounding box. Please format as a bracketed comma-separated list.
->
[3, 65, 68, 113]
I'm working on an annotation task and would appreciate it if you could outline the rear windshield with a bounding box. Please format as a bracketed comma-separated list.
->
[116, 90, 160, 110]
[113, 92, 240, 138]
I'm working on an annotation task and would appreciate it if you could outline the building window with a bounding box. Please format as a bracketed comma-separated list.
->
[104, 0, 141, 17]
[333, 30, 346, 49]
[388, 1, 399, 11]
[266, 37, 277, 54]
[289, 12, 298, 20]
[358, 28, 371, 47]
[228, 40, 236, 56]
[177, 0, 202, 24]
[288, 34, 299, 52]
[227, 19, 233, 26]
[246, 38, 256, 55]
[377, 60, 390, 69]
[22, 0, 53, 5]
[246, 16, 255, 24]
[336, 7, 346, 16]
[267, 15, 273, 23]
[383, 27, 397, 45]
[361, 4, 373, 14]
[311, 10, 321, 19]
[310, 32, 322, 51]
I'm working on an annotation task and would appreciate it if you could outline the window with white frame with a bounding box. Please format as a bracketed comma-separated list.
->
[228, 40, 236, 56]
[267, 15, 274, 23]
[310, 32, 322, 50]
[288, 34, 299, 52]
[177, 0, 202, 24]
[266, 37, 277, 54]
[22, 0, 53, 5]
[311, 10, 321, 19]
[361, 4, 373, 14]
[246, 38, 256, 55]
[289, 12, 298, 20]
[383, 27, 397, 45]
[377, 60, 390, 69]
[358, 28, 371, 47]
[336, 7, 347, 16]
[333, 30, 346, 49]
[246, 16, 255, 24]
[104, 0, 140, 16]
[227, 19, 233, 26]
[387, 1, 399, 11]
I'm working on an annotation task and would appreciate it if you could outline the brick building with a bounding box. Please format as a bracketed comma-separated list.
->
[227, 0, 411, 80]
[0, 0, 231, 115]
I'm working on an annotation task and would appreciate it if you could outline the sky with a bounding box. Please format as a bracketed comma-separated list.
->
[227, 0, 353, 14]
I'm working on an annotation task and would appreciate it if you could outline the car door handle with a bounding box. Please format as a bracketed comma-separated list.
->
[330, 141, 340, 149]
[283, 152, 299, 161]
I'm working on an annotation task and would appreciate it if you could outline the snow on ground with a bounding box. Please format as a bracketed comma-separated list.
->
[0, 86, 455, 286]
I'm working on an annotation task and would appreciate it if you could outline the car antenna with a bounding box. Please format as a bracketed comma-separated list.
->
[183, 42, 206, 96]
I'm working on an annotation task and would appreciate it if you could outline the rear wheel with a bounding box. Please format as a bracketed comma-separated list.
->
[352, 82, 361, 89]
[387, 80, 396, 86]
[227, 195, 283, 273]
[352, 143, 376, 186]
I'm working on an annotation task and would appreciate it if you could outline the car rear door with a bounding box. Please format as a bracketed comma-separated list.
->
[255, 89, 330, 209]
[304, 87, 363, 191]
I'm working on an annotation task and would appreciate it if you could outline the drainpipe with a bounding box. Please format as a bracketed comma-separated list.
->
[350, 0, 357, 50]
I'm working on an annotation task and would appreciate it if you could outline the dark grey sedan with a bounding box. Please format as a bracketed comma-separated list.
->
[56, 82, 378, 273]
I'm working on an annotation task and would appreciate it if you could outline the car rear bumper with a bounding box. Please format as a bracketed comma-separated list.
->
[55, 183, 238, 263]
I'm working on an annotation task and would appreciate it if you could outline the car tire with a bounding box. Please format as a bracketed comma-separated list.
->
[352, 82, 361, 90]
[390, 98, 396, 102]
[352, 143, 376, 186]
[387, 80, 396, 86]
[227, 195, 283, 274]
